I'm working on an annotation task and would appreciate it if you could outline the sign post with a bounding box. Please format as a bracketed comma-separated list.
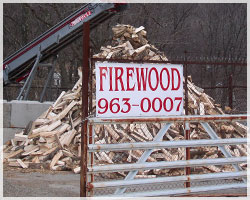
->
[80, 22, 90, 197]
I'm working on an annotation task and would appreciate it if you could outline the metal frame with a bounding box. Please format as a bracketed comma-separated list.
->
[106, 183, 246, 197]
[86, 114, 247, 197]
[3, 3, 126, 85]
[88, 138, 247, 152]
[115, 123, 172, 195]
[39, 56, 57, 102]
[91, 171, 247, 188]
[88, 157, 246, 173]
[16, 54, 57, 101]
[80, 21, 90, 197]
[88, 114, 247, 124]
[201, 122, 247, 183]
[16, 52, 41, 100]
[88, 58, 247, 197]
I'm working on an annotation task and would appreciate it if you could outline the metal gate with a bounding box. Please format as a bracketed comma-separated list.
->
[84, 114, 247, 197]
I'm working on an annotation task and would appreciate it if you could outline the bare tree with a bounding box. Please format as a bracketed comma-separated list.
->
[3, 3, 246, 106]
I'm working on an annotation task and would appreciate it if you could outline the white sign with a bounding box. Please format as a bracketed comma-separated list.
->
[95, 62, 183, 118]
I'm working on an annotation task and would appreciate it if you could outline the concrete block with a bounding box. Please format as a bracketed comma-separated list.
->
[3, 128, 23, 144]
[10, 100, 53, 128]
[3, 101, 11, 128]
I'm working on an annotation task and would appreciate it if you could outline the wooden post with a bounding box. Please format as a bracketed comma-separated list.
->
[80, 21, 90, 197]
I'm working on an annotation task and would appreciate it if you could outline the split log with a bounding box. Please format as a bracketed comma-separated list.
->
[55, 134, 63, 149]
[52, 91, 66, 108]
[105, 126, 120, 140]
[42, 146, 58, 156]
[73, 166, 80, 174]
[47, 120, 61, 132]
[62, 150, 75, 158]
[203, 165, 221, 173]
[31, 125, 49, 134]
[22, 147, 39, 156]
[201, 93, 214, 108]
[14, 134, 28, 142]
[9, 161, 30, 167]
[16, 159, 28, 168]
[32, 156, 40, 163]
[53, 101, 77, 121]
[50, 150, 63, 169]
[4, 149, 24, 160]
[63, 129, 77, 147]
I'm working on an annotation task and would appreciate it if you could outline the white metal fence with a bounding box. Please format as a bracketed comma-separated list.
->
[86, 114, 247, 197]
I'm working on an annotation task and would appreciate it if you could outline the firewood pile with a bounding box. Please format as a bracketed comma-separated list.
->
[93, 24, 168, 61]
[3, 24, 247, 176]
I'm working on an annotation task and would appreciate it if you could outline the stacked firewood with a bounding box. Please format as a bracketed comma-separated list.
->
[3, 68, 83, 172]
[93, 24, 168, 61]
[3, 24, 247, 176]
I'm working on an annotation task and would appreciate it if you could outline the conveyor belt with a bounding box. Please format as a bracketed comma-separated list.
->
[3, 3, 126, 85]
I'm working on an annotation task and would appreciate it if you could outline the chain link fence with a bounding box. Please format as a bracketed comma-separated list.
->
[3, 85, 73, 102]
[182, 57, 247, 114]
[3, 57, 247, 115]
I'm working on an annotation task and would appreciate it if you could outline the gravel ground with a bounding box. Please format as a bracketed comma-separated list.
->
[4, 166, 247, 197]
[3, 168, 80, 197]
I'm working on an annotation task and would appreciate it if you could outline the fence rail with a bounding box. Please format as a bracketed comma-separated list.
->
[88, 157, 247, 173]
[88, 114, 247, 123]
[91, 171, 247, 188]
[88, 138, 247, 152]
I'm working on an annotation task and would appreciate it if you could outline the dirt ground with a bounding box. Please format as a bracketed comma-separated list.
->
[3, 165, 80, 197]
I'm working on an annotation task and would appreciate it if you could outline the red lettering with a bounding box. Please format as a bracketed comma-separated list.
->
[141, 97, 151, 112]
[99, 67, 107, 91]
[160, 68, 170, 91]
[148, 67, 159, 91]
[108, 67, 113, 91]
[152, 98, 162, 112]
[126, 67, 135, 91]
[163, 97, 173, 112]
[115, 67, 125, 91]
[98, 98, 108, 114]
[136, 68, 148, 91]
[171, 68, 181, 90]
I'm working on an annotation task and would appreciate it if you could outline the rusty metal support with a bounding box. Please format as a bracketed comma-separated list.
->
[228, 74, 233, 109]
[88, 138, 247, 152]
[90, 171, 246, 188]
[184, 50, 190, 188]
[184, 123, 191, 187]
[80, 21, 90, 197]
[88, 156, 247, 173]
[184, 51, 188, 115]
[88, 124, 94, 196]
[89, 56, 94, 116]
[89, 114, 248, 124]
